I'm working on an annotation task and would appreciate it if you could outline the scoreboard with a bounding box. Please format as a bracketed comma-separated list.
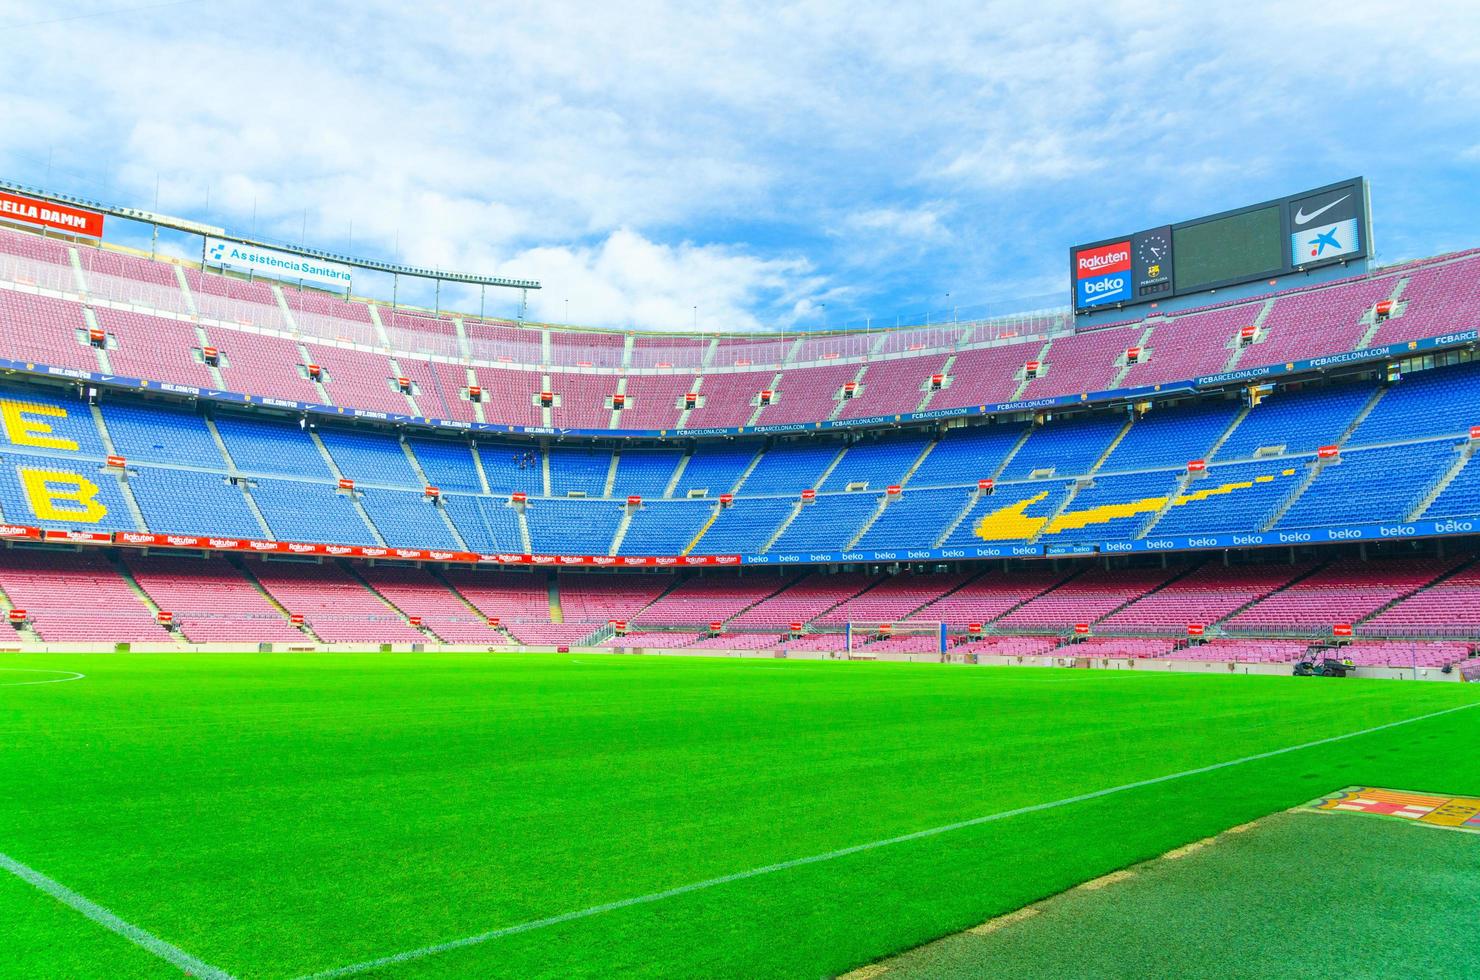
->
[1071, 178, 1371, 313]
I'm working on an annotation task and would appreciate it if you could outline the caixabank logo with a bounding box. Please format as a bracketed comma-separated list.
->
[1075, 240, 1132, 307]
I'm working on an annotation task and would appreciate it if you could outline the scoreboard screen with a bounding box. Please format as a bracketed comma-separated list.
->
[1071, 178, 1370, 313]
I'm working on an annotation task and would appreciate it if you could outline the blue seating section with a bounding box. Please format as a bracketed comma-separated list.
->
[611, 450, 682, 499]
[476, 442, 543, 496]
[675, 444, 758, 497]
[854, 487, 973, 551]
[618, 500, 714, 555]
[215, 416, 333, 479]
[1217, 382, 1374, 461]
[1001, 416, 1125, 480]
[692, 498, 795, 553]
[129, 467, 263, 537]
[821, 434, 929, 491]
[546, 445, 610, 496]
[408, 439, 484, 493]
[1424, 453, 1480, 520]
[250, 479, 379, 545]
[1100, 401, 1239, 472]
[1277, 442, 1460, 528]
[1349, 363, 1480, 444]
[769, 493, 881, 552]
[910, 425, 1026, 488]
[318, 429, 421, 487]
[101, 403, 224, 467]
[526, 498, 623, 553]
[441, 495, 523, 553]
[359, 489, 460, 550]
[1, 358, 1479, 554]
[739, 442, 838, 494]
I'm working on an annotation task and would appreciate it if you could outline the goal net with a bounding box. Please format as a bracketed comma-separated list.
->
[845, 621, 946, 657]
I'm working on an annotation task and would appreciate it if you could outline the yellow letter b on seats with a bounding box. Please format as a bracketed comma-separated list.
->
[20, 469, 108, 523]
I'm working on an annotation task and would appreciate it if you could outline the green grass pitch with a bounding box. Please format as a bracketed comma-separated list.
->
[2, 653, 1477, 978]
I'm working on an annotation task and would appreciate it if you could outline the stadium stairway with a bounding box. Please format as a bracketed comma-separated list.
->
[233, 558, 325, 642]
[547, 573, 564, 624]
[1199, 560, 1330, 630]
[1408, 441, 1476, 520]
[1351, 556, 1476, 630]
[110, 554, 190, 646]
[0, 576, 40, 643]
[340, 561, 445, 642]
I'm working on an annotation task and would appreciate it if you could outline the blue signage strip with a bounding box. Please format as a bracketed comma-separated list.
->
[4, 328, 1474, 442]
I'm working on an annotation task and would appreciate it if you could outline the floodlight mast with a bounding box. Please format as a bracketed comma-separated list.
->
[0, 177, 541, 292]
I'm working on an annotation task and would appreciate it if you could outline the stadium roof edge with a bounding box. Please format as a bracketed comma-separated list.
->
[0, 178, 540, 290]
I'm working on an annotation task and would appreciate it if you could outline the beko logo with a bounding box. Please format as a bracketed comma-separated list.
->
[1082, 276, 1126, 298]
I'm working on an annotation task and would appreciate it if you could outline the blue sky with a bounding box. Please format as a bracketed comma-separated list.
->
[3, 0, 1479, 331]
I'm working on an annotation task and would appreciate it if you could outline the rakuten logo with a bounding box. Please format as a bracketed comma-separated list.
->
[1076, 241, 1131, 279]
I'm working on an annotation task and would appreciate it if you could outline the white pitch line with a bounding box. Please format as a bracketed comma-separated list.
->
[0, 851, 236, 979]
[0, 668, 85, 687]
[297, 699, 1480, 979]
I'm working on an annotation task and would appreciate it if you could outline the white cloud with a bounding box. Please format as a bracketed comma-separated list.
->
[1, 0, 1478, 329]
[489, 229, 822, 332]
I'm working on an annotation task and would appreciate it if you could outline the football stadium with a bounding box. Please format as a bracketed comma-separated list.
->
[3, 5, 1480, 978]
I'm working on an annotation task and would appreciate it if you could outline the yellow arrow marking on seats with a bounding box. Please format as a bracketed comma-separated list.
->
[974, 471, 1298, 543]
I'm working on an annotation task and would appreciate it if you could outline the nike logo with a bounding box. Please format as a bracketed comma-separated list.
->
[1294, 194, 1350, 226]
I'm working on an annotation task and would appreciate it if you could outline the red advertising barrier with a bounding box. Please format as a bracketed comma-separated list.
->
[396, 376, 411, 392]
[1333, 623, 1353, 637]
[337, 478, 355, 490]
[156, 611, 174, 625]
[290, 613, 305, 626]
[708, 621, 723, 632]
[1239, 325, 1257, 340]
[1025, 360, 1041, 373]
[719, 493, 734, 506]
[1375, 299, 1394, 316]
[1126, 346, 1142, 362]
[789, 621, 804, 633]
[487, 617, 501, 627]
[7, 609, 27, 623]
[106, 454, 126, 468]
[885, 484, 902, 496]
[1187, 623, 1205, 637]
[0, 524, 41, 539]
[800, 488, 816, 501]
[0, 190, 105, 237]
[43, 529, 110, 543]
[511, 491, 527, 503]
[930, 373, 944, 387]
[467, 385, 482, 400]
[978, 478, 995, 491]
[1470, 425, 1480, 441]
[408, 615, 423, 627]
[424, 485, 440, 498]
[1317, 445, 1340, 459]
[611, 393, 625, 407]
[1187, 459, 1206, 472]
[967, 622, 983, 634]
[1073, 623, 1090, 635]
[627, 495, 642, 506]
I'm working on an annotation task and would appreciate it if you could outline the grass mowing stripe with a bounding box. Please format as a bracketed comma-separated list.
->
[0, 851, 235, 980]
[296, 698, 1480, 979]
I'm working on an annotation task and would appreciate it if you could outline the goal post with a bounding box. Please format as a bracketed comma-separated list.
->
[845, 620, 947, 657]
